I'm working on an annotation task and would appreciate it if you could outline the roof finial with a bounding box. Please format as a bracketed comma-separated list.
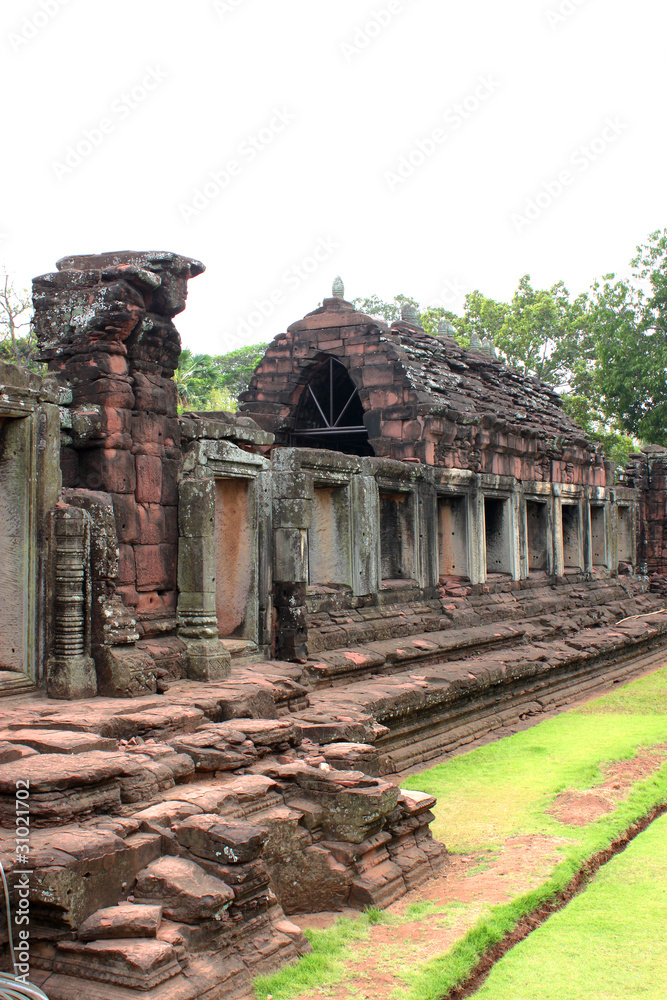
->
[401, 302, 420, 325]
[438, 317, 456, 337]
[332, 276, 345, 299]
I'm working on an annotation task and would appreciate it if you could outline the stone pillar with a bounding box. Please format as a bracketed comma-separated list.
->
[177, 478, 231, 681]
[552, 489, 564, 578]
[608, 496, 619, 574]
[510, 484, 522, 582]
[256, 470, 274, 651]
[34, 251, 204, 641]
[46, 507, 97, 700]
[350, 475, 380, 596]
[272, 471, 313, 661]
[468, 484, 486, 585]
[518, 494, 529, 580]
[416, 480, 439, 589]
[583, 495, 593, 575]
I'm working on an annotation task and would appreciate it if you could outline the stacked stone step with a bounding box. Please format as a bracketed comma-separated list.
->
[0, 714, 446, 995]
[298, 608, 667, 772]
[305, 578, 649, 654]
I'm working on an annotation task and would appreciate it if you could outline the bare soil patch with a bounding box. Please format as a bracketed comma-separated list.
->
[290, 743, 667, 1000]
[293, 835, 570, 1000]
[547, 742, 667, 826]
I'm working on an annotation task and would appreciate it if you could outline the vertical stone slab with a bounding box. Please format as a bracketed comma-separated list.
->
[468, 484, 486, 585]
[177, 477, 231, 681]
[350, 475, 379, 596]
[272, 470, 313, 661]
[583, 494, 593, 575]
[510, 485, 522, 582]
[46, 507, 97, 700]
[552, 491, 565, 577]
[34, 251, 204, 643]
[256, 470, 274, 652]
[416, 480, 439, 589]
[519, 495, 529, 580]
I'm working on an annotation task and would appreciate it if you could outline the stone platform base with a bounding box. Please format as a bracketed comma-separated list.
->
[0, 576, 665, 997]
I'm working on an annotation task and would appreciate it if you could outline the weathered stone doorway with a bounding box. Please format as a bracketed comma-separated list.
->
[438, 496, 469, 578]
[562, 503, 583, 571]
[379, 491, 415, 583]
[309, 485, 352, 589]
[214, 478, 257, 643]
[590, 505, 607, 567]
[526, 500, 548, 572]
[0, 417, 32, 679]
[484, 497, 512, 576]
[617, 507, 634, 566]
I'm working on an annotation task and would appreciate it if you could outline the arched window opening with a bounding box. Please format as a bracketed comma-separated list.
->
[291, 357, 373, 456]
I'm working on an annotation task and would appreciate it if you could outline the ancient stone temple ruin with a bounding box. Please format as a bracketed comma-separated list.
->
[0, 251, 666, 998]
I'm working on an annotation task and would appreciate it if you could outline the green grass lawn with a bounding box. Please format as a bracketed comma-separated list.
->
[473, 811, 667, 999]
[255, 664, 667, 1000]
[402, 667, 667, 852]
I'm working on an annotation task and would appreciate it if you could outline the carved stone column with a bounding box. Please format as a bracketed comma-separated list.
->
[46, 507, 97, 699]
[177, 477, 231, 681]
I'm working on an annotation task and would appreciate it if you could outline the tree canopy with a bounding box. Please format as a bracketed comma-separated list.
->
[175, 343, 267, 412]
[346, 230, 667, 465]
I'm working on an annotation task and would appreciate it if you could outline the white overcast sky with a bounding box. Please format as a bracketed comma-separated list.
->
[1, 0, 666, 355]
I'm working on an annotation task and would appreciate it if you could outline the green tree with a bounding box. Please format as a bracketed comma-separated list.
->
[351, 293, 419, 324]
[582, 230, 667, 446]
[0, 273, 39, 369]
[175, 343, 268, 411]
[214, 342, 268, 398]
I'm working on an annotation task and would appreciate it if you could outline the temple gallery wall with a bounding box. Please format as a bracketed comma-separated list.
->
[0, 251, 665, 1000]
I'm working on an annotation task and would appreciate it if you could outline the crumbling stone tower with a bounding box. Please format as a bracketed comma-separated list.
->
[33, 251, 229, 696]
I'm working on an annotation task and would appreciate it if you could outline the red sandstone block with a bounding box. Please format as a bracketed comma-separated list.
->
[362, 366, 397, 388]
[101, 406, 132, 436]
[162, 418, 180, 451]
[421, 441, 435, 464]
[318, 339, 344, 351]
[113, 494, 140, 544]
[133, 373, 177, 417]
[267, 358, 294, 373]
[81, 449, 136, 494]
[164, 506, 178, 544]
[74, 381, 135, 410]
[115, 585, 139, 608]
[134, 543, 176, 591]
[60, 447, 79, 488]
[370, 390, 402, 409]
[135, 455, 163, 504]
[161, 459, 179, 506]
[118, 544, 136, 585]
[135, 591, 176, 618]
[381, 420, 404, 439]
[401, 420, 423, 442]
[131, 413, 169, 448]
[138, 504, 167, 545]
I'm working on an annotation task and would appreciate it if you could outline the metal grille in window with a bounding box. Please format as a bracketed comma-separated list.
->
[291, 357, 373, 455]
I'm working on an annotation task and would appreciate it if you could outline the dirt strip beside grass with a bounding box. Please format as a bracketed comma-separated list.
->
[445, 803, 667, 999]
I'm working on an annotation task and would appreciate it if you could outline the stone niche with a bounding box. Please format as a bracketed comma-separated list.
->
[0, 417, 31, 675]
[379, 490, 416, 583]
[562, 502, 583, 571]
[309, 484, 352, 589]
[484, 496, 512, 576]
[526, 499, 548, 572]
[214, 477, 256, 640]
[617, 505, 634, 565]
[590, 505, 607, 567]
[0, 361, 60, 692]
[438, 495, 469, 579]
